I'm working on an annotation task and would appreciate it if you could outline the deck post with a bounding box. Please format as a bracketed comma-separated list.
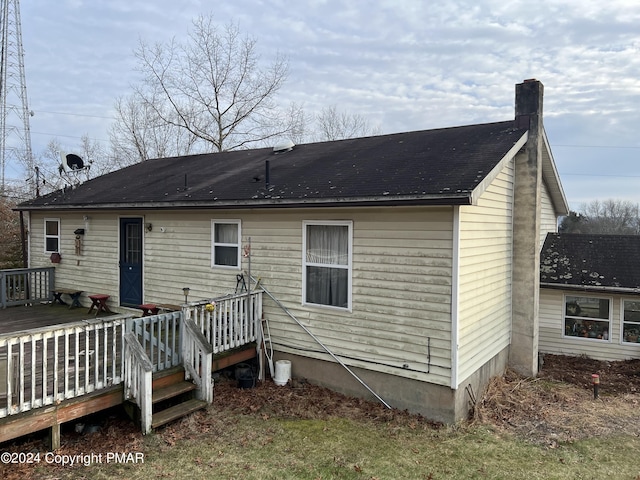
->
[49, 422, 61, 450]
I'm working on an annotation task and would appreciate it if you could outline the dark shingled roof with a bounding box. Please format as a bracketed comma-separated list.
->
[540, 233, 640, 291]
[19, 120, 526, 210]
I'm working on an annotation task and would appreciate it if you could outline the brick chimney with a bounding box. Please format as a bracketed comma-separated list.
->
[510, 79, 544, 377]
[515, 79, 544, 129]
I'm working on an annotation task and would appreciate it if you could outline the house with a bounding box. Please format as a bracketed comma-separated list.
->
[16, 79, 568, 423]
[540, 233, 640, 361]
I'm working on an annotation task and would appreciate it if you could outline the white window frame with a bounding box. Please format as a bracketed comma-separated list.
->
[211, 220, 241, 269]
[302, 220, 353, 311]
[44, 218, 60, 254]
[562, 294, 612, 342]
[621, 299, 640, 344]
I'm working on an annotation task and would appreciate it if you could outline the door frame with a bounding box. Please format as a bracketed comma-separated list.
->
[118, 216, 144, 307]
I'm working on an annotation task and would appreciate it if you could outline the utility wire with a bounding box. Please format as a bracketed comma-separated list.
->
[554, 144, 640, 149]
[34, 110, 115, 120]
[560, 173, 640, 178]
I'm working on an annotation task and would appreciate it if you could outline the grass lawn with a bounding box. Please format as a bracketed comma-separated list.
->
[29, 410, 640, 480]
[4, 367, 640, 480]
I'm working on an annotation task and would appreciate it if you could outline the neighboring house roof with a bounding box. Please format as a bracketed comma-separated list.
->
[17, 119, 566, 213]
[540, 233, 640, 293]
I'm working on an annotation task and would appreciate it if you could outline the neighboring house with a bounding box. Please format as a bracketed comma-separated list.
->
[540, 233, 640, 361]
[16, 79, 568, 423]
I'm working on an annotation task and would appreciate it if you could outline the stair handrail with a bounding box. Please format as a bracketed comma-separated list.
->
[123, 332, 154, 434]
[181, 318, 214, 403]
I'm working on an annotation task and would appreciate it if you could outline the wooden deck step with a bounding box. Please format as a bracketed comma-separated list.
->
[152, 381, 197, 404]
[151, 398, 207, 429]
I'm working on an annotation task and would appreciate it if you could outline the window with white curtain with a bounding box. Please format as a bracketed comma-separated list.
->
[44, 218, 60, 253]
[211, 220, 241, 268]
[303, 221, 352, 309]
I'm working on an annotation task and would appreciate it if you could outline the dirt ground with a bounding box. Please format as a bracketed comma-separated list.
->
[475, 353, 640, 446]
[2, 354, 640, 478]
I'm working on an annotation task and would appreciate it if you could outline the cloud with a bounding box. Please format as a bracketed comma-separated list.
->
[7, 0, 640, 206]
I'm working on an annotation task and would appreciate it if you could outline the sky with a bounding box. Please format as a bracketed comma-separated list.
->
[4, 0, 640, 210]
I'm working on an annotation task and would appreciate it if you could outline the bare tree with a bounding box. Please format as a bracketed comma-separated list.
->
[313, 105, 381, 142]
[125, 16, 303, 154]
[109, 94, 200, 165]
[34, 138, 69, 195]
[572, 199, 640, 234]
[0, 190, 23, 268]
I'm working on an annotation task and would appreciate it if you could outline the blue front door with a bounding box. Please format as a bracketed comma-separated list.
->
[119, 218, 143, 307]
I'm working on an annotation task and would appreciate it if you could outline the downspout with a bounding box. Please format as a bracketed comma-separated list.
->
[250, 274, 391, 409]
[450, 206, 461, 390]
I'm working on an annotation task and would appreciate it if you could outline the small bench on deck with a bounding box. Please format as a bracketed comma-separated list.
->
[51, 288, 83, 309]
[88, 294, 112, 316]
[136, 303, 181, 316]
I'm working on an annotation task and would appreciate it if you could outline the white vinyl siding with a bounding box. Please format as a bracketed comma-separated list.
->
[540, 289, 640, 361]
[30, 212, 121, 303]
[28, 207, 455, 387]
[250, 208, 454, 387]
[456, 159, 514, 386]
[540, 179, 558, 247]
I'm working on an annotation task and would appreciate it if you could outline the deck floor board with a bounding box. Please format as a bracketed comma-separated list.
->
[0, 302, 119, 335]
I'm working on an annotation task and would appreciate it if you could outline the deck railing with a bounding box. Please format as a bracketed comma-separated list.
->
[0, 267, 55, 308]
[122, 332, 154, 434]
[181, 319, 213, 403]
[0, 315, 131, 418]
[0, 291, 263, 424]
[126, 311, 181, 372]
[186, 291, 262, 354]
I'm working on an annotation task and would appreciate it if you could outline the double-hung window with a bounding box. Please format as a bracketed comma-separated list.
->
[211, 220, 241, 268]
[303, 221, 352, 309]
[563, 295, 611, 341]
[622, 300, 640, 344]
[44, 218, 60, 253]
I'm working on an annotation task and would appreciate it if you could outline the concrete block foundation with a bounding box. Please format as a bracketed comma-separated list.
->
[272, 347, 509, 424]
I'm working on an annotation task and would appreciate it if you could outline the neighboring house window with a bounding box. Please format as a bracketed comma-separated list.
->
[303, 221, 352, 309]
[563, 295, 610, 341]
[211, 220, 241, 268]
[622, 300, 640, 344]
[44, 218, 60, 253]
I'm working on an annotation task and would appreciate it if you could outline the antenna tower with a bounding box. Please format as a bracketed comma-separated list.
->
[0, 0, 33, 195]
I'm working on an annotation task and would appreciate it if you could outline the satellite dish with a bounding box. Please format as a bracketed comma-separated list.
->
[59, 151, 86, 172]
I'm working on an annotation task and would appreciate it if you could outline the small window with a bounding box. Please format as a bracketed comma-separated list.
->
[563, 295, 610, 341]
[622, 300, 640, 344]
[44, 218, 60, 253]
[303, 221, 352, 309]
[211, 220, 241, 268]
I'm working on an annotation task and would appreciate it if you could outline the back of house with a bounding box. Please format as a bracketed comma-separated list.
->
[16, 79, 568, 422]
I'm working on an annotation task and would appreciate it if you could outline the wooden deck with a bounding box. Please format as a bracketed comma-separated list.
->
[0, 293, 261, 447]
[0, 302, 120, 335]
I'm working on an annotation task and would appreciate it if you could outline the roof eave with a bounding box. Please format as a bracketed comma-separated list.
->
[541, 282, 640, 295]
[15, 193, 474, 212]
[469, 131, 528, 205]
[541, 128, 570, 216]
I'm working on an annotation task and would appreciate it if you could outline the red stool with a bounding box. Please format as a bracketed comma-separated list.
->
[138, 303, 159, 316]
[88, 294, 111, 316]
